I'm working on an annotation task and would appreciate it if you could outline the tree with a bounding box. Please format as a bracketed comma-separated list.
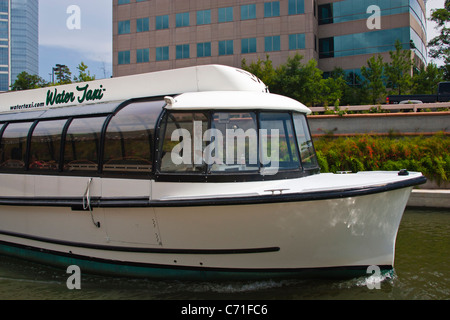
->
[74, 62, 96, 82]
[411, 63, 444, 94]
[428, 0, 450, 80]
[10, 71, 47, 91]
[54, 64, 72, 84]
[384, 40, 413, 95]
[361, 55, 386, 104]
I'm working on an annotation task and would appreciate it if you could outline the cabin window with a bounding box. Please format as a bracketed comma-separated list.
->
[159, 112, 208, 172]
[260, 112, 300, 171]
[103, 100, 162, 173]
[293, 113, 318, 168]
[0, 122, 33, 170]
[63, 116, 106, 172]
[209, 112, 259, 172]
[29, 119, 67, 171]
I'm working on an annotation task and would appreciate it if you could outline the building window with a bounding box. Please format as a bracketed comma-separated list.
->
[197, 42, 211, 57]
[219, 40, 233, 55]
[118, 20, 130, 34]
[118, 50, 130, 64]
[288, 0, 304, 15]
[136, 18, 149, 32]
[197, 10, 211, 25]
[156, 46, 169, 61]
[241, 38, 257, 54]
[319, 37, 334, 58]
[264, 1, 280, 17]
[265, 36, 280, 52]
[176, 44, 190, 59]
[289, 33, 305, 50]
[176, 12, 190, 27]
[241, 4, 256, 20]
[218, 7, 233, 23]
[136, 48, 149, 63]
[118, 0, 130, 4]
[318, 4, 333, 25]
[156, 15, 169, 30]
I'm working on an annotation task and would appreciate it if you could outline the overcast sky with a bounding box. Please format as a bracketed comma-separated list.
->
[38, 0, 446, 81]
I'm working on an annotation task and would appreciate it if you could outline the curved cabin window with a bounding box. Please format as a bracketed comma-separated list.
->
[293, 113, 318, 169]
[209, 112, 259, 172]
[159, 112, 208, 172]
[259, 112, 300, 173]
[64, 116, 106, 172]
[103, 100, 162, 173]
[0, 122, 33, 170]
[29, 119, 67, 171]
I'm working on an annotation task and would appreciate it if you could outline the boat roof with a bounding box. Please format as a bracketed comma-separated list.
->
[0, 65, 268, 114]
[165, 91, 311, 114]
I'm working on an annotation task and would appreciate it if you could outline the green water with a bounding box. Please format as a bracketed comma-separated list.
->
[0, 208, 448, 300]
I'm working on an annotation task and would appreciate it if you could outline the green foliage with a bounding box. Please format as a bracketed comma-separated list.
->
[428, 0, 450, 80]
[384, 40, 413, 95]
[314, 133, 450, 183]
[10, 71, 48, 91]
[9, 62, 96, 91]
[360, 55, 386, 104]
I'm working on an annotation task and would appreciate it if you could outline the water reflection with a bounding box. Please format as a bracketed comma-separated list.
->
[0, 208, 448, 300]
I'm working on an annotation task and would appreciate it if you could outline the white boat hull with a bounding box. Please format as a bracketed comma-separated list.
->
[0, 171, 422, 279]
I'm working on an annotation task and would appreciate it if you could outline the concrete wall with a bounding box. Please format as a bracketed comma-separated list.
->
[307, 112, 450, 137]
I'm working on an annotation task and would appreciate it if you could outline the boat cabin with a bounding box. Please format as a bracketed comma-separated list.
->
[0, 65, 319, 182]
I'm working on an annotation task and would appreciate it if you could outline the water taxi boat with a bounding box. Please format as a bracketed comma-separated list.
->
[0, 65, 426, 279]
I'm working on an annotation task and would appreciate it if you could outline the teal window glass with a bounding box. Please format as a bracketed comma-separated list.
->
[219, 40, 234, 55]
[197, 10, 211, 25]
[176, 44, 190, 59]
[176, 12, 190, 27]
[241, 4, 256, 20]
[241, 38, 257, 54]
[118, 0, 130, 4]
[265, 36, 280, 52]
[218, 7, 233, 22]
[136, 48, 149, 63]
[288, 0, 304, 15]
[156, 15, 169, 30]
[136, 17, 149, 32]
[156, 46, 169, 61]
[319, 37, 334, 58]
[118, 20, 130, 34]
[197, 42, 211, 57]
[118, 50, 130, 64]
[264, 2, 280, 17]
[289, 33, 305, 49]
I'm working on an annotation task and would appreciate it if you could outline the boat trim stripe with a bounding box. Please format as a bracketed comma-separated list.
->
[0, 230, 280, 255]
[0, 175, 426, 208]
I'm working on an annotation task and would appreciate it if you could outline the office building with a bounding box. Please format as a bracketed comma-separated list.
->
[113, 0, 427, 81]
[0, 0, 39, 92]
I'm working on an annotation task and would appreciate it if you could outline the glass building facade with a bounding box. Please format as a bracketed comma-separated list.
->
[113, 0, 427, 78]
[0, 0, 38, 92]
[318, 0, 427, 68]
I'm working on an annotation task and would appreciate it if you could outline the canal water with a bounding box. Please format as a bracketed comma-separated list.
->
[0, 208, 448, 300]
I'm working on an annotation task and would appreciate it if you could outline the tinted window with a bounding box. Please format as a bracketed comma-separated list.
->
[260, 113, 300, 171]
[293, 113, 318, 169]
[64, 117, 106, 172]
[159, 112, 208, 172]
[103, 100, 162, 173]
[29, 119, 67, 171]
[0, 122, 33, 170]
[210, 112, 258, 173]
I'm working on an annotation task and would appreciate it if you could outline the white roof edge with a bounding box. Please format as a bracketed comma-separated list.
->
[0, 65, 268, 114]
[165, 91, 311, 114]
